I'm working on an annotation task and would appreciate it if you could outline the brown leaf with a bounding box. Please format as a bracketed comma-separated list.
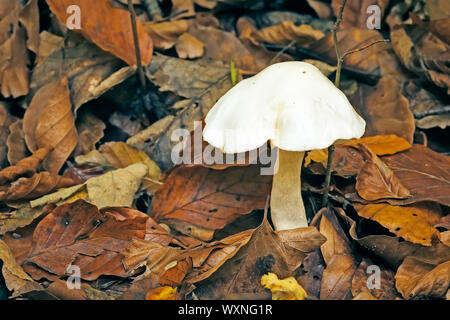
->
[0, 103, 17, 169]
[193, 219, 324, 299]
[7, 120, 28, 166]
[0, 1, 32, 98]
[354, 203, 442, 246]
[331, 0, 389, 29]
[380, 145, 450, 206]
[320, 254, 356, 300]
[250, 20, 325, 46]
[144, 20, 190, 50]
[349, 78, 415, 143]
[74, 111, 106, 156]
[0, 239, 42, 298]
[356, 145, 411, 201]
[46, 0, 153, 66]
[315, 208, 353, 265]
[0, 172, 77, 201]
[396, 257, 450, 299]
[0, 148, 49, 185]
[25, 200, 149, 281]
[351, 259, 400, 300]
[23, 77, 78, 174]
[151, 165, 271, 240]
[295, 250, 326, 299]
[175, 33, 205, 59]
[307, 28, 408, 81]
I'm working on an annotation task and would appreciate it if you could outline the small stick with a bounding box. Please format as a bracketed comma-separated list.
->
[322, 0, 347, 208]
[128, 0, 151, 111]
[341, 39, 390, 59]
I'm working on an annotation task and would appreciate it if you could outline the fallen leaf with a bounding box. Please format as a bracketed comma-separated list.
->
[356, 145, 411, 201]
[0, 172, 77, 201]
[250, 21, 325, 46]
[354, 203, 442, 246]
[25, 200, 149, 281]
[46, 0, 153, 66]
[307, 28, 409, 81]
[74, 110, 106, 156]
[320, 254, 356, 300]
[23, 77, 78, 174]
[344, 135, 412, 156]
[331, 0, 389, 29]
[175, 33, 205, 59]
[193, 219, 324, 299]
[0, 239, 42, 298]
[143, 20, 190, 50]
[151, 165, 271, 240]
[351, 259, 400, 300]
[396, 257, 450, 299]
[85, 163, 148, 208]
[31, 33, 132, 111]
[349, 78, 415, 143]
[295, 250, 326, 299]
[6, 120, 28, 166]
[0, 103, 17, 169]
[261, 272, 307, 300]
[0, 148, 49, 185]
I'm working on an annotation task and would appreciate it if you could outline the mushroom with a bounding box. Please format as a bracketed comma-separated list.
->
[203, 61, 366, 230]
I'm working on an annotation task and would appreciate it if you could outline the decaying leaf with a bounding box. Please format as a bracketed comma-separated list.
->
[6, 120, 28, 166]
[320, 254, 356, 300]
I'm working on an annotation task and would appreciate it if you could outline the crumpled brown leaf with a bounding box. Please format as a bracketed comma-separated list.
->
[6, 120, 28, 166]
[320, 254, 356, 300]
[0, 148, 49, 185]
[0, 172, 77, 201]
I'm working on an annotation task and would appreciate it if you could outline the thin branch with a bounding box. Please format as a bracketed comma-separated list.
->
[270, 40, 297, 65]
[322, 0, 347, 208]
[341, 39, 390, 59]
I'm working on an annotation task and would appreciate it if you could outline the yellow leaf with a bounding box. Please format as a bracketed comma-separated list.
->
[261, 272, 307, 300]
[145, 286, 177, 300]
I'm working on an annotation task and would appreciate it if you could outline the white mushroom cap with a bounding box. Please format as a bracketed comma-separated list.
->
[203, 61, 366, 153]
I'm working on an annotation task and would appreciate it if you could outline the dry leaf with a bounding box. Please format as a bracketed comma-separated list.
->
[331, 0, 389, 29]
[0, 239, 42, 298]
[46, 0, 153, 66]
[175, 33, 205, 59]
[151, 165, 271, 240]
[23, 77, 78, 174]
[74, 111, 106, 156]
[25, 200, 149, 281]
[356, 145, 411, 201]
[7, 120, 28, 166]
[396, 257, 450, 299]
[146, 286, 178, 300]
[0, 172, 77, 201]
[354, 203, 442, 246]
[251, 21, 325, 46]
[144, 20, 190, 50]
[320, 254, 356, 300]
[0, 148, 49, 185]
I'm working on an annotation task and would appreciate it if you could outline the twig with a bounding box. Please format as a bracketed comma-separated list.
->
[414, 105, 450, 119]
[322, 0, 347, 208]
[270, 40, 296, 65]
[128, 0, 151, 111]
[341, 39, 390, 59]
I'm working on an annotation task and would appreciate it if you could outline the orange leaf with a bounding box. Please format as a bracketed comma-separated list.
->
[46, 0, 153, 66]
[354, 202, 442, 246]
[344, 135, 411, 156]
[145, 286, 177, 300]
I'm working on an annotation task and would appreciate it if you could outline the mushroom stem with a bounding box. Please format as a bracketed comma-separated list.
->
[270, 149, 308, 231]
